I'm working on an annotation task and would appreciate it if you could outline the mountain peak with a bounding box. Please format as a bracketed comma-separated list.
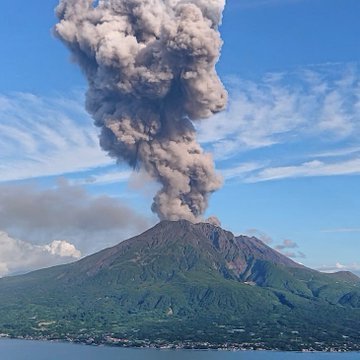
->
[74, 220, 301, 281]
[1, 220, 360, 350]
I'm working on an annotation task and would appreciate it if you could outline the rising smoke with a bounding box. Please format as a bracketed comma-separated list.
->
[55, 0, 227, 222]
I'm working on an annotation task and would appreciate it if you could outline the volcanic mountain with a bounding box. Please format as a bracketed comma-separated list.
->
[0, 220, 359, 350]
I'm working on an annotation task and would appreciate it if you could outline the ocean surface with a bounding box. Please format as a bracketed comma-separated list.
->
[0, 340, 359, 360]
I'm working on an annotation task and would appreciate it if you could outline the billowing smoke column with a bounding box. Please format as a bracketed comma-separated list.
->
[55, 0, 227, 222]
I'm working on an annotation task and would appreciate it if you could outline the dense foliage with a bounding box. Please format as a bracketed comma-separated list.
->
[0, 221, 359, 351]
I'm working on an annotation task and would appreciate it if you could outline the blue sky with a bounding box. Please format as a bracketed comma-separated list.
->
[0, 0, 359, 275]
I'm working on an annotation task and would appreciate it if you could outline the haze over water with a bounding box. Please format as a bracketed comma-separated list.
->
[0, 340, 359, 360]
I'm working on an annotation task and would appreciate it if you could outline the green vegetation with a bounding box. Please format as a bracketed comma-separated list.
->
[0, 220, 359, 351]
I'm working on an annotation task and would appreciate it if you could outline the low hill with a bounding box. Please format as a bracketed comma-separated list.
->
[0, 220, 359, 350]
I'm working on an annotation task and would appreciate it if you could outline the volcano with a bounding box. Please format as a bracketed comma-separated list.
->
[0, 220, 359, 350]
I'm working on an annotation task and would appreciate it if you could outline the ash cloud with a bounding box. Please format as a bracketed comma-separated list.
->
[0, 181, 151, 253]
[55, 0, 227, 222]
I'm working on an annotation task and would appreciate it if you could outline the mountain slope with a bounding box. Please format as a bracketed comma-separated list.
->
[0, 220, 359, 350]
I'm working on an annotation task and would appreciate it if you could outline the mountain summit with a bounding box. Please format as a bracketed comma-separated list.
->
[0, 220, 359, 350]
[72, 220, 301, 281]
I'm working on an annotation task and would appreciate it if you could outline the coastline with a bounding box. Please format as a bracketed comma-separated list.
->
[1, 334, 359, 353]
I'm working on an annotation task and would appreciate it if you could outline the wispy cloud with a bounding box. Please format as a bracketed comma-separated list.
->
[199, 63, 360, 161]
[275, 239, 298, 250]
[0, 92, 112, 182]
[312, 146, 360, 159]
[317, 262, 360, 274]
[232, 0, 305, 10]
[204, 63, 360, 183]
[221, 162, 265, 181]
[245, 228, 273, 244]
[320, 228, 360, 234]
[71, 169, 132, 186]
[273, 239, 306, 259]
[245, 157, 360, 182]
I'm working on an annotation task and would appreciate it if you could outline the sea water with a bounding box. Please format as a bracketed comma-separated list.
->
[0, 339, 359, 360]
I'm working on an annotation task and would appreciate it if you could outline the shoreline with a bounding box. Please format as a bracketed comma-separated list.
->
[1, 335, 359, 353]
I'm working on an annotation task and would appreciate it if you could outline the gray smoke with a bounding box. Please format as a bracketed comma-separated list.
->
[55, 0, 227, 222]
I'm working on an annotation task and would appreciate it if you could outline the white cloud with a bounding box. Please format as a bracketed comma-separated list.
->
[221, 162, 265, 181]
[198, 64, 360, 161]
[233, 0, 304, 9]
[72, 169, 132, 186]
[0, 231, 81, 277]
[44, 240, 81, 259]
[320, 228, 360, 234]
[200, 64, 360, 184]
[312, 146, 360, 159]
[318, 262, 360, 274]
[318, 90, 354, 137]
[199, 79, 307, 157]
[245, 157, 360, 182]
[0, 92, 112, 182]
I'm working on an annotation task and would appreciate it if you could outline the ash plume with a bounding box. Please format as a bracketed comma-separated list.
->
[55, 0, 227, 222]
